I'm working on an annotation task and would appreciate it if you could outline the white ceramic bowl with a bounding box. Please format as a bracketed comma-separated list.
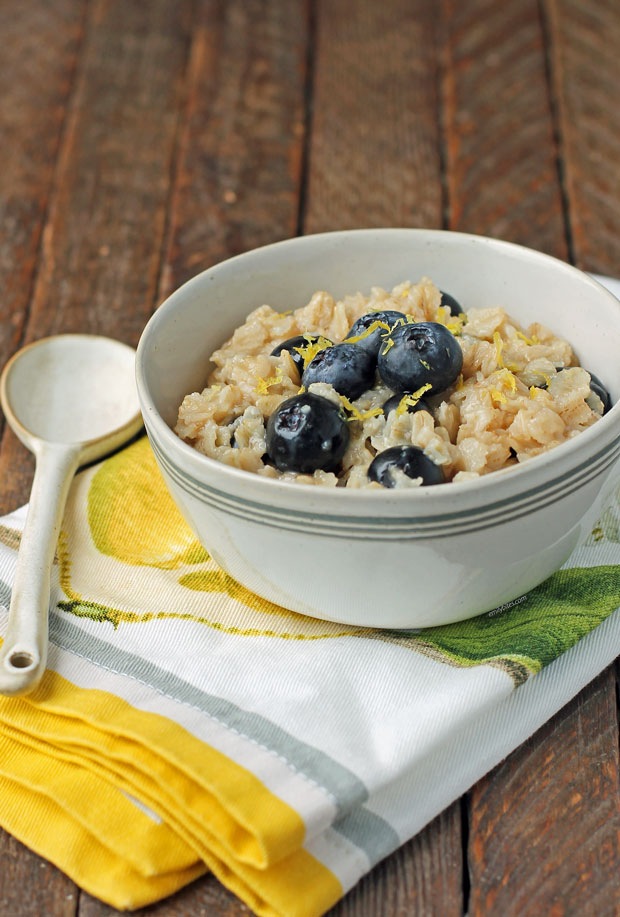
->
[136, 230, 620, 628]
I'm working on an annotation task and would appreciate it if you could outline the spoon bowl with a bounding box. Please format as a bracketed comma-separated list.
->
[0, 335, 143, 695]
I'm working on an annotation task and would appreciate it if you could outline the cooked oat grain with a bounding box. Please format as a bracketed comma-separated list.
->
[175, 278, 603, 487]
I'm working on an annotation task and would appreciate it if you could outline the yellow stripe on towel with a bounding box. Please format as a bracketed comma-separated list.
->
[0, 669, 343, 916]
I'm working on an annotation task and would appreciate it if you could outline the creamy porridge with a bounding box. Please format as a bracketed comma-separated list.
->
[175, 278, 610, 488]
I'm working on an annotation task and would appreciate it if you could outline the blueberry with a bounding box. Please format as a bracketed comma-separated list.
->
[377, 321, 463, 395]
[440, 291, 462, 317]
[265, 393, 349, 473]
[270, 334, 332, 377]
[302, 342, 376, 401]
[345, 310, 408, 356]
[382, 394, 431, 417]
[368, 446, 445, 487]
[588, 371, 611, 414]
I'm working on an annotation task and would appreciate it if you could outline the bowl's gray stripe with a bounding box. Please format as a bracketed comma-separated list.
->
[158, 454, 619, 540]
[150, 436, 620, 539]
[48, 613, 370, 811]
[151, 431, 620, 528]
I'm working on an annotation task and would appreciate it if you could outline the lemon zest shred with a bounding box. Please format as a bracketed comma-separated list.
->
[254, 367, 283, 394]
[344, 320, 391, 345]
[530, 385, 542, 399]
[338, 395, 383, 422]
[516, 330, 536, 346]
[274, 309, 292, 317]
[359, 406, 384, 420]
[395, 384, 432, 415]
[381, 337, 395, 355]
[438, 307, 464, 335]
[456, 373, 464, 391]
[298, 385, 306, 394]
[493, 331, 504, 368]
[490, 389, 507, 405]
[493, 368, 517, 393]
[537, 371, 552, 388]
[293, 334, 332, 367]
[420, 360, 430, 370]
[405, 314, 416, 324]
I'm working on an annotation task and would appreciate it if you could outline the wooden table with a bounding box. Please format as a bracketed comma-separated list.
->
[1, 1, 620, 914]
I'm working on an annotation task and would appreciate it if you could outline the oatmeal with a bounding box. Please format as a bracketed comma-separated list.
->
[175, 279, 609, 488]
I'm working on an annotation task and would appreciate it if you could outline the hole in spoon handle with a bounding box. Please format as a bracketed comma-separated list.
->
[8, 650, 36, 670]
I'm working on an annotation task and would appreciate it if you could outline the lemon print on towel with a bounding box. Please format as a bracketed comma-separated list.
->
[88, 438, 210, 569]
[57, 438, 361, 638]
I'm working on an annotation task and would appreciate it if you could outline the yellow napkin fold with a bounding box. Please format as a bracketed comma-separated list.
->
[0, 668, 342, 914]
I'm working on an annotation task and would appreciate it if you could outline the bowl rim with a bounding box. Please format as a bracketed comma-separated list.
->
[136, 228, 620, 509]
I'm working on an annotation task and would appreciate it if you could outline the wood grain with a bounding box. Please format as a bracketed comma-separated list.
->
[159, 0, 309, 301]
[544, 0, 620, 274]
[22, 0, 192, 345]
[441, 0, 568, 258]
[0, 0, 86, 390]
[0, 0, 192, 516]
[304, 2, 464, 914]
[77, 5, 309, 915]
[2, 0, 620, 915]
[0, 2, 86, 907]
[304, 0, 444, 233]
[441, 2, 620, 911]
[0, 831, 78, 917]
[468, 670, 620, 915]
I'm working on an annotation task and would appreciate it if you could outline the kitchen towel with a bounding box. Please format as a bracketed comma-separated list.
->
[0, 278, 619, 916]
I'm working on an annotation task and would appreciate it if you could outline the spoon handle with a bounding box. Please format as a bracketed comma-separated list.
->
[0, 442, 80, 696]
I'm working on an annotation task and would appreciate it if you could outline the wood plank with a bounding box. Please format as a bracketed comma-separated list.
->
[0, 831, 78, 917]
[304, 0, 444, 233]
[0, 0, 192, 517]
[0, 0, 86, 370]
[0, 1, 86, 912]
[303, 2, 463, 914]
[544, 0, 620, 274]
[468, 670, 620, 915]
[441, 2, 620, 911]
[77, 0, 310, 914]
[22, 0, 192, 345]
[159, 0, 309, 301]
[441, 0, 568, 259]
